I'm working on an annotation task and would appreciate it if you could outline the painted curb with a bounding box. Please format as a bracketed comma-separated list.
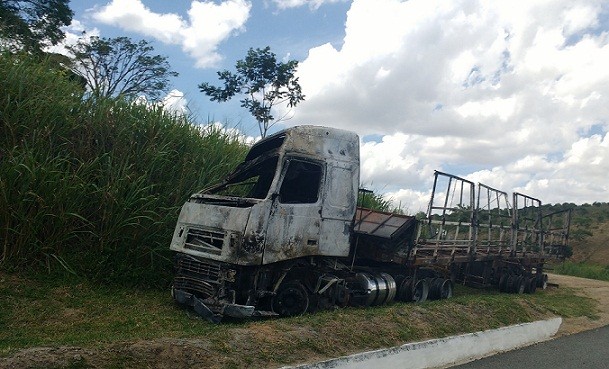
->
[280, 317, 562, 369]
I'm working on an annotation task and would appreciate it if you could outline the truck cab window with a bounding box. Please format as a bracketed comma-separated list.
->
[279, 160, 323, 203]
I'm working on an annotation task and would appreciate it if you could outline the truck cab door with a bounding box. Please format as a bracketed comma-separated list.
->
[262, 158, 324, 264]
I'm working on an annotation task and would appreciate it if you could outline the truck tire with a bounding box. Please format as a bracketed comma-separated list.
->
[396, 277, 414, 302]
[412, 279, 429, 303]
[272, 281, 310, 317]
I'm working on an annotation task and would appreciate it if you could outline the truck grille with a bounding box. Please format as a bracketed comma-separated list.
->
[173, 256, 221, 298]
[175, 256, 221, 281]
[184, 228, 224, 255]
[173, 276, 216, 298]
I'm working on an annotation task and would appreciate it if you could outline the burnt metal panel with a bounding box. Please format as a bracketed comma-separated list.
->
[170, 201, 263, 265]
[354, 208, 417, 241]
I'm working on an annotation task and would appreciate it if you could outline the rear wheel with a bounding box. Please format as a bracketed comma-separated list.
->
[272, 281, 310, 317]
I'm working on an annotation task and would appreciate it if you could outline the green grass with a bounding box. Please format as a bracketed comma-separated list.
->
[552, 261, 609, 282]
[0, 273, 598, 368]
[0, 53, 248, 286]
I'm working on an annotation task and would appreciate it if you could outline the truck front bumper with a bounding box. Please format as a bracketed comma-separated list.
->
[172, 287, 256, 323]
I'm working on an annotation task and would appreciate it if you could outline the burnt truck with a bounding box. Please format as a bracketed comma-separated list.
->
[169, 125, 571, 322]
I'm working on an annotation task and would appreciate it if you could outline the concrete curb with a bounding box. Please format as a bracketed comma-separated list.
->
[280, 317, 562, 369]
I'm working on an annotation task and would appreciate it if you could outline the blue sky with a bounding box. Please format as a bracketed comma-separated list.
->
[67, 1, 351, 136]
[62, 0, 609, 211]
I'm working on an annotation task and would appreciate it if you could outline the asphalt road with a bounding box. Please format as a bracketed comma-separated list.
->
[451, 324, 609, 368]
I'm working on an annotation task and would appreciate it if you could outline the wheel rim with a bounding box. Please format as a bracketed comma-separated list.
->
[413, 279, 429, 303]
[273, 282, 310, 317]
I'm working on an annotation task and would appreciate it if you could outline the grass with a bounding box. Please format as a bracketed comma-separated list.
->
[552, 261, 609, 282]
[0, 273, 598, 368]
[0, 53, 248, 286]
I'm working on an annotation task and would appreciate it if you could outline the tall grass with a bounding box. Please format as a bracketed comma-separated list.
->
[0, 53, 248, 285]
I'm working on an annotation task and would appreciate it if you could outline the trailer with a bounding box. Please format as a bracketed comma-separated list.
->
[169, 125, 571, 322]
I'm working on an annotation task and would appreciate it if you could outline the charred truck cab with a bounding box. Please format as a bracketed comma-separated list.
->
[170, 126, 361, 321]
[171, 125, 571, 323]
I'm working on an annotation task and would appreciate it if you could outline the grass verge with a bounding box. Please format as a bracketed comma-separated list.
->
[552, 261, 609, 282]
[0, 272, 598, 369]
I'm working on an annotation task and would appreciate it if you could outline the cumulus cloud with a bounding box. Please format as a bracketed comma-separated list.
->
[162, 90, 190, 115]
[91, 0, 251, 67]
[45, 20, 100, 55]
[271, 0, 348, 10]
[288, 0, 609, 208]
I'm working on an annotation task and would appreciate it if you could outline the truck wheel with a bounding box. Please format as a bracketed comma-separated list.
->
[515, 276, 526, 294]
[396, 277, 413, 302]
[498, 274, 508, 293]
[539, 273, 548, 290]
[525, 277, 537, 294]
[440, 279, 453, 299]
[272, 281, 309, 317]
[412, 279, 429, 303]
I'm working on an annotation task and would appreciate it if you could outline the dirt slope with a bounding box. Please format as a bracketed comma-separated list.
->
[549, 274, 609, 336]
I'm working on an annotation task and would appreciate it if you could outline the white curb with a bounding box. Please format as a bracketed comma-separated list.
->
[280, 317, 562, 369]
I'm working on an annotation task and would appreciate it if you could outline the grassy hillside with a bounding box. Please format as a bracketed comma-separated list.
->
[0, 53, 248, 286]
[568, 204, 609, 266]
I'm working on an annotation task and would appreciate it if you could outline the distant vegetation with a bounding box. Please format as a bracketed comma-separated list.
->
[553, 262, 609, 282]
[0, 53, 247, 286]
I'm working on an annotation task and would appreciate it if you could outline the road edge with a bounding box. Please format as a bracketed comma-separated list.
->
[280, 317, 562, 369]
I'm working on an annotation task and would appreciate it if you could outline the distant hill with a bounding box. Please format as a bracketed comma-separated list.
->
[556, 202, 609, 266]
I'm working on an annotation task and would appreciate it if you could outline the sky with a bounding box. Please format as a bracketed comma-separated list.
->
[61, 0, 609, 213]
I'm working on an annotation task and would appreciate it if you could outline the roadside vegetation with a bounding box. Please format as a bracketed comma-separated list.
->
[0, 53, 247, 286]
[553, 262, 609, 282]
[0, 271, 598, 368]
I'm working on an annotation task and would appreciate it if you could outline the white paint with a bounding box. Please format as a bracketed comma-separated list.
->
[281, 317, 562, 369]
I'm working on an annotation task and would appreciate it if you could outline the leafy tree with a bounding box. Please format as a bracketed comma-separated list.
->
[0, 0, 72, 53]
[66, 36, 178, 101]
[199, 46, 305, 137]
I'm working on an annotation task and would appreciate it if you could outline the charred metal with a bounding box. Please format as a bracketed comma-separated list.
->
[169, 126, 571, 322]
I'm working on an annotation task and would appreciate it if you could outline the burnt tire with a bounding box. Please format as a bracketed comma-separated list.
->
[412, 279, 429, 303]
[499, 274, 508, 293]
[525, 277, 537, 294]
[396, 277, 414, 302]
[515, 276, 526, 294]
[272, 281, 309, 317]
[439, 279, 453, 299]
[537, 273, 549, 290]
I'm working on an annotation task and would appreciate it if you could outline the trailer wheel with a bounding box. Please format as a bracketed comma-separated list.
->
[498, 274, 508, 293]
[272, 281, 309, 317]
[515, 276, 526, 294]
[412, 279, 429, 303]
[427, 278, 441, 300]
[397, 277, 413, 302]
[525, 277, 537, 294]
[537, 273, 548, 290]
[440, 279, 453, 299]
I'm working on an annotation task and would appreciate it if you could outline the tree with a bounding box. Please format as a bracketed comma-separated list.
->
[66, 36, 178, 101]
[0, 0, 72, 53]
[199, 46, 305, 137]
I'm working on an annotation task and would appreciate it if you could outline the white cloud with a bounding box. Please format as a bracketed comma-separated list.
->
[91, 0, 251, 68]
[44, 20, 100, 55]
[271, 0, 348, 10]
[289, 0, 609, 208]
[162, 90, 189, 115]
